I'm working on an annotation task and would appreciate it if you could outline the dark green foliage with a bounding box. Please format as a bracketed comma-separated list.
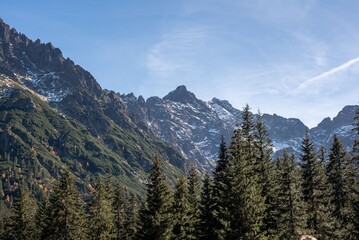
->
[254, 112, 278, 238]
[87, 178, 115, 240]
[137, 159, 173, 240]
[300, 132, 317, 204]
[276, 150, 307, 240]
[300, 133, 336, 239]
[123, 192, 140, 240]
[327, 135, 346, 221]
[112, 181, 126, 240]
[211, 136, 230, 239]
[224, 105, 266, 240]
[187, 165, 201, 239]
[35, 197, 50, 240]
[172, 176, 191, 240]
[198, 173, 217, 240]
[43, 170, 87, 240]
[5, 186, 37, 240]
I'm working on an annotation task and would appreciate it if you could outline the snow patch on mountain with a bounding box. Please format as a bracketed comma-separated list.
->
[19, 71, 70, 102]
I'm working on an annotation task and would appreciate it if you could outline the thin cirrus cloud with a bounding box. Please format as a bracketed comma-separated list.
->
[146, 26, 213, 80]
[295, 56, 359, 93]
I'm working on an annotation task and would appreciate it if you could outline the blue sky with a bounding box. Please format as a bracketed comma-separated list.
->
[1, 0, 359, 127]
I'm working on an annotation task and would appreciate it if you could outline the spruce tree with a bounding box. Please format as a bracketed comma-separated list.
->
[137, 158, 173, 240]
[211, 136, 230, 239]
[327, 135, 346, 221]
[254, 112, 278, 238]
[124, 192, 139, 240]
[187, 165, 201, 239]
[224, 105, 266, 240]
[88, 178, 115, 240]
[198, 173, 216, 240]
[276, 150, 307, 240]
[172, 175, 191, 240]
[342, 107, 359, 239]
[6, 185, 37, 240]
[35, 197, 50, 240]
[300, 133, 336, 239]
[113, 181, 126, 239]
[44, 170, 87, 240]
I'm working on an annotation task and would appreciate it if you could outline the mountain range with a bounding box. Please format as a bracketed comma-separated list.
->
[121, 85, 357, 171]
[0, 18, 357, 192]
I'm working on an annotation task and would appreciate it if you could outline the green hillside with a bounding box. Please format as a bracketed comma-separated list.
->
[0, 83, 184, 198]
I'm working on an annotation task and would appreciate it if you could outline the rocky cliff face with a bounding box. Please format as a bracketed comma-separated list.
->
[310, 105, 357, 152]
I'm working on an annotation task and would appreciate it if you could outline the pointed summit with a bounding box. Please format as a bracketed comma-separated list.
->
[163, 85, 198, 104]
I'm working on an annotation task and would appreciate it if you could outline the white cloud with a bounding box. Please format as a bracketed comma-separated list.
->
[146, 26, 212, 79]
[295, 56, 359, 92]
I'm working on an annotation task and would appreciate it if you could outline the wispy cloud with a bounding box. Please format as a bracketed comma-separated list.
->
[146, 26, 212, 79]
[295, 56, 359, 92]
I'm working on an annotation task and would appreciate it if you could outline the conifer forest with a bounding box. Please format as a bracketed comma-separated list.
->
[0, 104, 359, 240]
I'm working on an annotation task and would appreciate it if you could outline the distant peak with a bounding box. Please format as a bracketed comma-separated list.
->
[176, 85, 187, 91]
[163, 85, 198, 104]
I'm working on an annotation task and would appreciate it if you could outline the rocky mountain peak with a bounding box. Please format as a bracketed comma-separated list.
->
[163, 85, 198, 104]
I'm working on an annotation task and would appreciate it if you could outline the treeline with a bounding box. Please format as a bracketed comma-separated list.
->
[0, 105, 359, 240]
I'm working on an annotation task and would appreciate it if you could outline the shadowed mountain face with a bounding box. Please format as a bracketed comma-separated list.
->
[0, 18, 186, 194]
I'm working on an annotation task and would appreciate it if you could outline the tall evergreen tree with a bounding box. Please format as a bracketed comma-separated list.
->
[217, 106, 266, 240]
[112, 181, 126, 240]
[88, 178, 115, 240]
[276, 150, 307, 240]
[300, 133, 336, 239]
[300, 132, 317, 205]
[254, 112, 278, 238]
[6, 185, 37, 240]
[212, 136, 230, 240]
[124, 192, 139, 240]
[172, 175, 191, 240]
[137, 159, 173, 240]
[35, 197, 50, 240]
[198, 173, 216, 240]
[187, 165, 201, 239]
[343, 107, 359, 239]
[327, 135, 346, 221]
[226, 125, 266, 240]
[44, 170, 87, 240]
